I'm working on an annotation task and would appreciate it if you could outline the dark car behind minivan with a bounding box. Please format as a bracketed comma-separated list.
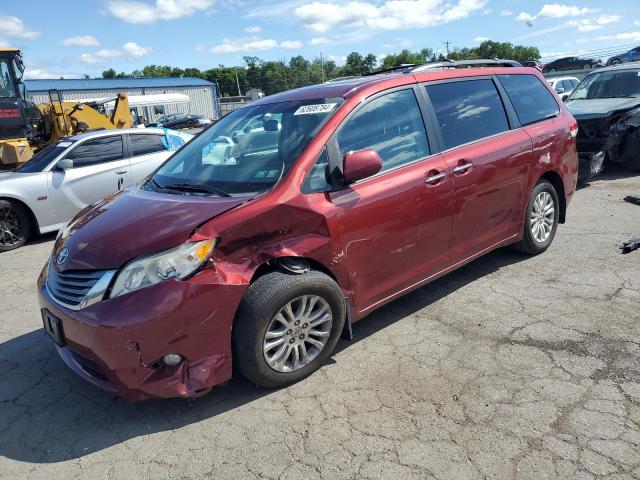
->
[39, 65, 578, 400]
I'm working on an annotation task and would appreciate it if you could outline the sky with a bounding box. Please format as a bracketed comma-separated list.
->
[1, 0, 639, 79]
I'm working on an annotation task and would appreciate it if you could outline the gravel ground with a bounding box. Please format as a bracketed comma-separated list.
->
[0, 171, 639, 480]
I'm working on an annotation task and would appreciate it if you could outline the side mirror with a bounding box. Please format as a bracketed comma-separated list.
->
[57, 159, 74, 170]
[342, 149, 382, 183]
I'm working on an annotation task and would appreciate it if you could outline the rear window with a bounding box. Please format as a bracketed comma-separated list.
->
[426, 79, 510, 150]
[498, 74, 560, 126]
[129, 134, 168, 156]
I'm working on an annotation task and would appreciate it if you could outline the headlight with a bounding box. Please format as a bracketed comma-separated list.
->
[109, 238, 216, 298]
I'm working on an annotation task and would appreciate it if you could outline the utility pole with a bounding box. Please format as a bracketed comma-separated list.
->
[235, 70, 242, 96]
[320, 51, 325, 83]
[443, 40, 451, 57]
[283, 57, 288, 90]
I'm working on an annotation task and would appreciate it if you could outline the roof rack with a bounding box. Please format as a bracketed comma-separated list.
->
[411, 58, 521, 72]
[363, 64, 422, 76]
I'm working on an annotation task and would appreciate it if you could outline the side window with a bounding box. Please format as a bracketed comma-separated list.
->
[426, 79, 510, 150]
[498, 74, 560, 127]
[554, 82, 564, 93]
[337, 89, 429, 172]
[129, 134, 168, 156]
[65, 136, 124, 167]
[301, 148, 330, 193]
[562, 80, 574, 91]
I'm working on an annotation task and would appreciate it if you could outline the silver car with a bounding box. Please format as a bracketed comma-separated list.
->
[0, 128, 192, 251]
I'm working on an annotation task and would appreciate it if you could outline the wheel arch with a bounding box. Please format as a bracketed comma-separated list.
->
[0, 195, 40, 233]
[539, 170, 566, 223]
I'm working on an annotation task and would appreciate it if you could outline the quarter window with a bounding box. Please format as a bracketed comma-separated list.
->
[129, 134, 168, 156]
[337, 89, 429, 173]
[65, 136, 124, 167]
[426, 79, 510, 150]
[497, 74, 560, 126]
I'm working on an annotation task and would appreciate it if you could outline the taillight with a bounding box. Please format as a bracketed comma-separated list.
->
[569, 122, 578, 138]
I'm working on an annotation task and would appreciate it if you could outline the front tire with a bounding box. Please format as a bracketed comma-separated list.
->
[513, 180, 559, 255]
[233, 270, 346, 388]
[0, 200, 32, 252]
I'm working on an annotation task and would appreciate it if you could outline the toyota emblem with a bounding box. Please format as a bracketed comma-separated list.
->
[57, 248, 69, 265]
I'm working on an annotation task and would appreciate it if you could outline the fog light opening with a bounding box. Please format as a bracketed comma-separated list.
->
[162, 353, 183, 367]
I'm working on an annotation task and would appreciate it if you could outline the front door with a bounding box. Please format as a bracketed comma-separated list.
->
[328, 88, 452, 312]
[49, 134, 132, 222]
[425, 78, 533, 264]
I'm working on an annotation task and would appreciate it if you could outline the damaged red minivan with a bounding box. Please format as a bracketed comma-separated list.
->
[38, 65, 579, 400]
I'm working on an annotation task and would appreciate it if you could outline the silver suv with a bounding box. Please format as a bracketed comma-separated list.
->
[0, 128, 192, 251]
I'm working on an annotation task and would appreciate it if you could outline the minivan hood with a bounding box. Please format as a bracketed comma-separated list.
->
[56, 186, 247, 271]
[566, 97, 640, 120]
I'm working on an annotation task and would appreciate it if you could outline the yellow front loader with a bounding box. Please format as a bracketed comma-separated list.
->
[0, 48, 134, 169]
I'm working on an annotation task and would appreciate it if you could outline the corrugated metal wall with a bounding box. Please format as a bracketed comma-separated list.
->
[28, 85, 219, 122]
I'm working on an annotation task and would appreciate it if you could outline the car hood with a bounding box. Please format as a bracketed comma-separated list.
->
[55, 186, 248, 271]
[0, 171, 21, 181]
[566, 98, 640, 120]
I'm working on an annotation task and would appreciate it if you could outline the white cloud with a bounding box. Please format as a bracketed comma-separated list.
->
[596, 31, 640, 42]
[122, 41, 153, 56]
[570, 14, 620, 32]
[0, 13, 40, 39]
[61, 35, 100, 47]
[106, 0, 214, 24]
[244, 25, 261, 33]
[294, 0, 487, 33]
[308, 37, 331, 45]
[211, 37, 302, 54]
[23, 68, 82, 79]
[500, 10, 513, 17]
[327, 54, 346, 64]
[79, 49, 123, 64]
[516, 3, 594, 22]
[279, 39, 302, 49]
[473, 36, 490, 43]
[79, 42, 152, 64]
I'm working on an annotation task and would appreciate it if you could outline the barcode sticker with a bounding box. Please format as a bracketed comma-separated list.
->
[293, 103, 337, 115]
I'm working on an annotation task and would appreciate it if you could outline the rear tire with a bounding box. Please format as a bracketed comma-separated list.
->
[0, 199, 32, 252]
[233, 270, 345, 388]
[513, 180, 559, 255]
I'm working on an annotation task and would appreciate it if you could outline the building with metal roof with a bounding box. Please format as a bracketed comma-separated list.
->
[25, 77, 220, 123]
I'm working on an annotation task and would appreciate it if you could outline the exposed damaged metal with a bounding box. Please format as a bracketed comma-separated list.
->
[620, 238, 640, 254]
[566, 64, 640, 182]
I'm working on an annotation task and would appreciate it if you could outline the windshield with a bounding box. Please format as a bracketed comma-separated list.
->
[16, 142, 69, 173]
[570, 69, 640, 100]
[150, 97, 343, 196]
[0, 58, 17, 98]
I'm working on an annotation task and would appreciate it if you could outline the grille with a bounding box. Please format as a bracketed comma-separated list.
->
[576, 118, 608, 153]
[69, 349, 109, 382]
[47, 268, 108, 308]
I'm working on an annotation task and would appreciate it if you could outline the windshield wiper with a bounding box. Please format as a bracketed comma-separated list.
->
[161, 182, 232, 197]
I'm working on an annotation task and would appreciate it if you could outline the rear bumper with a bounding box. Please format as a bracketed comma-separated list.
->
[38, 263, 247, 401]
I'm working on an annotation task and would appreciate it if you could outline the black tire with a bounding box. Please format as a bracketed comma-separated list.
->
[0, 199, 32, 252]
[513, 179, 559, 255]
[187, 121, 195, 128]
[233, 270, 346, 388]
[611, 60, 621, 65]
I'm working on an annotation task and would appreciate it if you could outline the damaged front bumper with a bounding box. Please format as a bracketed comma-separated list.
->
[38, 264, 247, 401]
[578, 151, 606, 183]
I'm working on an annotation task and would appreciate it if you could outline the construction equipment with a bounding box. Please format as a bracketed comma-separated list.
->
[0, 48, 135, 169]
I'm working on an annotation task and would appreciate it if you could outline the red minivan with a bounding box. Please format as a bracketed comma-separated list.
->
[38, 66, 579, 400]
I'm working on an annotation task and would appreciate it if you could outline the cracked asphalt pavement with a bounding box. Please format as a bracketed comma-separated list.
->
[1, 172, 639, 479]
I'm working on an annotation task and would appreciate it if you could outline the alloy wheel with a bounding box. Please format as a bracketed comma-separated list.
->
[0, 205, 25, 248]
[263, 295, 333, 373]
[530, 191, 555, 243]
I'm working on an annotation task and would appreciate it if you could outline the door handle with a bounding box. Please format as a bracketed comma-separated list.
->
[425, 171, 447, 185]
[453, 162, 473, 174]
[115, 170, 127, 175]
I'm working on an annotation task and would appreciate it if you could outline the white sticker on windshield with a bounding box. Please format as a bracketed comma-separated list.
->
[293, 103, 337, 116]
[57, 141, 72, 148]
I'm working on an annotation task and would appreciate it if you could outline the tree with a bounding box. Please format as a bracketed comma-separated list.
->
[102, 68, 116, 79]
